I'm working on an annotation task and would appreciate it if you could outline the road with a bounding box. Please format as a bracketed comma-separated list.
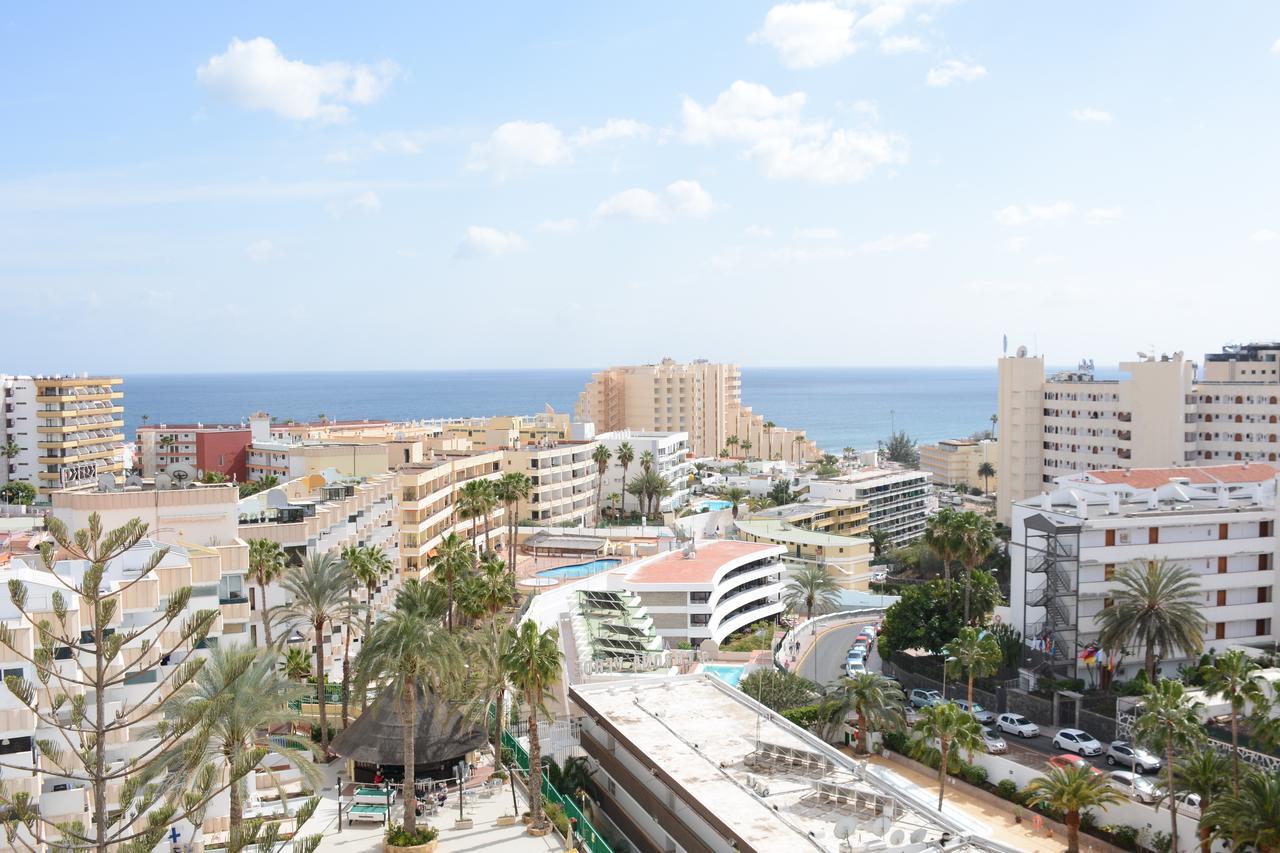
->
[792, 621, 880, 688]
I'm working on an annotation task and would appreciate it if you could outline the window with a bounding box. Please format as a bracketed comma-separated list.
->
[1217, 590, 1227, 607]
[1105, 529, 1116, 547]
[1216, 623, 1226, 640]
[1149, 527, 1159, 544]
[1219, 557, 1228, 574]
[217, 575, 245, 603]
[690, 614, 710, 627]
[689, 591, 710, 604]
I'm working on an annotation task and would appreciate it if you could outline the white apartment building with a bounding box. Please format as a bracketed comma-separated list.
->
[1009, 464, 1279, 680]
[595, 429, 693, 511]
[998, 342, 1280, 524]
[2, 374, 125, 500]
[575, 358, 819, 462]
[805, 466, 932, 546]
[920, 438, 998, 491]
[397, 450, 506, 575]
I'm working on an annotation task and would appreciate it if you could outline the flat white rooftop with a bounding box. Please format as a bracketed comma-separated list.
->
[572, 676, 984, 852]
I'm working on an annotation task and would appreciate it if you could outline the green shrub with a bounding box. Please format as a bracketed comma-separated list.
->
[881, 731, 909, 754]
[386, 825, 438, 846]
[543, 801, 570, 836]
[995, 779, 1017, 800]
[1080, 810, 1098, 831]
[961, 764, 988, 786]
[1110, 824, 1139, 850]
[780, 704, 826, 729]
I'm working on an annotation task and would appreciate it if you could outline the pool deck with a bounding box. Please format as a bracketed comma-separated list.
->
[514, 552, 639, 592]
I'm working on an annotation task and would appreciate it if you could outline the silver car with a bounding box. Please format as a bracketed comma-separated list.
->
[1105, 740, 1162, 774]
[1107, 770, 1161, 804]
[980, 726, 1008, 754]
[953, 699, 995, 724]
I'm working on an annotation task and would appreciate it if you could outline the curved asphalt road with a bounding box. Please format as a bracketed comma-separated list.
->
[793, 622, 878, 689]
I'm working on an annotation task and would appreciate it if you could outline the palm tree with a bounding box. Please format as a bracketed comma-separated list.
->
[726, 435, 739, 458]
[466, 620, 517, 767]
[784, 564, 841, 681]
[615, 442, 635, 519]
[475, 555, 513, 616]
[720, 486, 749, 518]
[1171, 750, 1231, 853]
[1024, 765, 1122, 853]
[430, 532, 473, 633]
[494, 471, 532, 579]
[740, 438, 752, 459]
[1201, 649, 1265, 793]
[274, 552, 363, 754]
[248, 538, 287, 647]
[1132, 678, 1205, 853]
[639, 449, 655, 474]
[955, 512, 996, 624]
[338, 545, 371, 727]
[458, 478, 496, 562]
[1096, 558, 1206, 682]
[839, 672, 906, 754]
[1205, 769, 1280, 853]
[793, 434, 807, 462]
[604, 492, 621, 521]
[281, 647, 312, 681]
[591, 444, 612, 524]
[355, 586, 461, 835]
[989, 413, 998, 439]
[502, 622, 564, 834]
[164, 646, 318, 833]
[868, 528, 892, 560]
[922, 507, 962, 583]
[976, 461, 996, 495]
[763, 421, 775, 460]
[911, 702, 983, 811]
[944, 627, 1001, 713]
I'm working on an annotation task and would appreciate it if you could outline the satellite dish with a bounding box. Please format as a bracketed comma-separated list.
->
[1015, 344, 1028, 357]
[154, 473, 172, 490]
[867, 816, 891, 837]
[833, 817, 858, 840]
[910, 828, 928, 843]
[169, 463, 196, 487]
[125, 474, 144, 488]
[889, 829, 905, 845]
[96, 473, 118, 492]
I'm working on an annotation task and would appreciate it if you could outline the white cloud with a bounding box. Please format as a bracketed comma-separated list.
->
[750, 2, 858, 69]
[537, 218, 580, 234]
[467, 121, 571, 179]
[575, 119, 651, 146]
[327, 132, 431, 164]
[594, 180, 714, 223]
[1272, 37, 1280, 55]
[245, 239, 275, 262]
[681, 81, 906, 184]
[196, 37, 398, 123]
[745, 225, 775, 238]
[352, 190, 381, 211]
[995, 201, 1076, 226]
[880, 35, 926, 54]
[926, 59, 987, 87]
[1071, 108, 1112, 123]
[1251, 228, 1279, 243]
[860, 232, 932, 252]
[1085, 207, 1121, 225]
[1006, 235, 1030, 252]
[795, 226, 842, 240]
[456, 226, 526, 258]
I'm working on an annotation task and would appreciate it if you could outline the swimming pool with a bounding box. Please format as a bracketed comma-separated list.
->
[700, 499, 733, 511]
[703, 664, 746, 688]
[536, 558, 622, 579]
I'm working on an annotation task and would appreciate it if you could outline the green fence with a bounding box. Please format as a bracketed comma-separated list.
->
[500, 727, 613, 853]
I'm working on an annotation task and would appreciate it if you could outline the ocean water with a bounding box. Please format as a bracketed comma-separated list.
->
[119, 367, 996, 454]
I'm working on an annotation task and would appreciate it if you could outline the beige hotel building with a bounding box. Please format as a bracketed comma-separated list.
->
[998, 342, 1280, 523]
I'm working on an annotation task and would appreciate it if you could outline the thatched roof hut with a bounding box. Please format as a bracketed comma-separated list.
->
[330, 683, 486, 778]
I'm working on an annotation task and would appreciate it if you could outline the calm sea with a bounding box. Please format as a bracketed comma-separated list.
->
[119, 367, 997, 454]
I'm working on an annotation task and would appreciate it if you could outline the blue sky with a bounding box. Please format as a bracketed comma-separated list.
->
[3, 2, 1279, 372]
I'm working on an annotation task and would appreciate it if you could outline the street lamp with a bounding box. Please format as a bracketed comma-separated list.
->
[336, 773, 343, 831]
[941, 656, 957, 701]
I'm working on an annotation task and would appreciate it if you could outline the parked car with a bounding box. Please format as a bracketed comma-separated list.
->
[952, 699, 995, 724]
[1105, 741, 1162, 774]
[909, 688, 943, 709]
[852, 640, 869, 655]
[979, 727, 1008, 754]
[1175, 791, 1202, 818]
[847, 648, 865, 663]
[1106, 771, 1161, 804]
[861, 625, 878, 637]
[996, 713, 1040, 738]
[1048, 754, 1103, 776]
[845, 661, 866, 677]
[1053, 728, 1104, 756]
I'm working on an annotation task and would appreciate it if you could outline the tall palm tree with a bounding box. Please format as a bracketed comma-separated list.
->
[1171, 750, 1231, 853]
[355, 587, 461, 835]
[274, 552, 363, 754]
[474, 555, 513, 616]
[1205, 769, 1280, 853]
[591, 444, 612, 524]
[502, 622, 564, 834]
[1132, 678, 1205, 853]
[639, 449, 655, 474]
[989, 413, 998, 439]
[1096, 558, 1206, 682]
[720, 486, 749, 518]
[350, 546, 393, 711]
[456, 479, 492, 564]
[338, 545, 372, 727]
[762, 421, 775, 460]
[466, 620, 517, 767]
[794, 434, 807, 462]
[248, 538, 287, 647]
[741, 438, 753, 459]
[164, 646, 319, 833]
[725, 435, 739, 458]
[429, 532, 473, 633]
[1201, 649, 1265, 793]
[839, 672, 906, 754]
[1024, 765, 1122, 853]
[976, 461, 996, 495]
[868, 528, 892, 560]
[911, 702, 983, 811]
[784, 564, 841, 681]
[281, 647, 312, 681]
[615, 442, 635, 519]
[944, 627, 1002, 713]
[922, 507, 962, 583]
[955, 513, 996, 624]
[494, 471, 532, 579]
